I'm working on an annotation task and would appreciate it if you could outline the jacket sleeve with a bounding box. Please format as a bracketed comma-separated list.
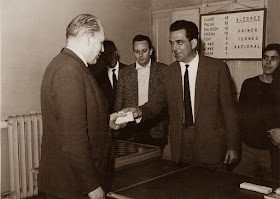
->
[218, 63, 240, 150]
[141, 72, 167, 121]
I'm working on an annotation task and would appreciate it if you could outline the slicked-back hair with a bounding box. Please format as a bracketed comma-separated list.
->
[169, 20, 199, 41]
[132, 34, 156, 61]
[132, 35, 153, 50]
[66, 14, 101, 41]
[262, 43, 280, 57]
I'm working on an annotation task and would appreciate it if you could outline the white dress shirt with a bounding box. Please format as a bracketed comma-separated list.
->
[179, 52, 199, 122]
[107, 61, 120, 87]
[136, 59, 151, 106]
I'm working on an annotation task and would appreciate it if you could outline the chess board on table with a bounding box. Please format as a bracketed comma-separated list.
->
[31, 140, 161, 174]
[113, 140, 161, 170]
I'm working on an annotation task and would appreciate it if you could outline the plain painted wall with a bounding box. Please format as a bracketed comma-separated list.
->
[1, 0, 151, 119]
[1, 0, 151, 193]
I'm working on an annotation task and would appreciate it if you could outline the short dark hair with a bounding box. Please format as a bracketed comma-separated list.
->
[103, 40, 117, 51]
[169, 20, 199, 41]
[262, 43, 280, 56]
[101, 40, 119, 61]
[132, 35, 153, 50]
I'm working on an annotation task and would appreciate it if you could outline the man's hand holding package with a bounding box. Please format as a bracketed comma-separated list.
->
[109, 112, 127, 130]
[122, 107, 142, 119]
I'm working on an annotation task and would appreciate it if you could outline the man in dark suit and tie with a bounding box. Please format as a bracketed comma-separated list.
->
[39, 14, 125, 199]
[95, 40, 127, 114]
[115, 35, 169, 150]
[124, 20, 240, 167]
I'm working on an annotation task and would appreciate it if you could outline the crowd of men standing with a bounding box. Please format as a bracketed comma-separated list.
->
[39, 13, 280, 199]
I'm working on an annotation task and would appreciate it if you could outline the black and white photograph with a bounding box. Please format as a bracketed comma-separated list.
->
[1, 0, 280, 199]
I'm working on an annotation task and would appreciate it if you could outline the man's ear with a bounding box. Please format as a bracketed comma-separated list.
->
[87, 35, 92, 46]
[87, 35, 96, 46]
[191, 39, 198, 50]
[149, 48, 153, 56]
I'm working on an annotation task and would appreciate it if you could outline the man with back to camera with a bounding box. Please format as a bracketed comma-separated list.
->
[233, 44, 280, 179]
[123, 20, 240, 167]
[95, 40, 127, 114]
[114, 35, 169, 151]
[39, 14, 125, 199]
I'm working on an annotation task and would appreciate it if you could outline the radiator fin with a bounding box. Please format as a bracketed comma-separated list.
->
[7, 114, 42, 199]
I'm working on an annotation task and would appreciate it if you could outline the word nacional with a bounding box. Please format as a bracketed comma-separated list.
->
[234, 44, 261, 49]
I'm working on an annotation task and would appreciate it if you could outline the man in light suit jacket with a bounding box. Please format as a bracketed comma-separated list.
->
[124, 20, 240, 167]
[95, 40, 127, 114]
[115, 35, 168, 150]
[39, 14, 125, 199]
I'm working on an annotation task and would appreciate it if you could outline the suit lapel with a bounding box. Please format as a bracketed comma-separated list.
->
[131, 64, 138, 106]
[172, 62, 184, 118]
[148, 62, 156, 98]
[194, 55, 208, 119]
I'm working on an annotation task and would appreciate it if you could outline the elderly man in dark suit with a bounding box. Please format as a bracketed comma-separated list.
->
[39, 14, 125, 199]
[124, 20, 240, 167]
[115, 35, 168, 151]
[95, 40, 127, 114]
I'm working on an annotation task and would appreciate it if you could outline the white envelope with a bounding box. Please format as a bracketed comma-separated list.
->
[115, 111, 134, 124]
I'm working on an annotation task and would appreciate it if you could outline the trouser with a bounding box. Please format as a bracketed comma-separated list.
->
[233, 142, 272, 179]
[271, 144, 280, 182]
[180, 125, 196, 164]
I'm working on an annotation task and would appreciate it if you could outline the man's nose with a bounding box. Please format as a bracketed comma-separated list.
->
[266, 57, 271, 64]
[172, 43, 177, 51]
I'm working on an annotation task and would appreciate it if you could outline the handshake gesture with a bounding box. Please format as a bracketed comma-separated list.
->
[109, 107, 142, 130]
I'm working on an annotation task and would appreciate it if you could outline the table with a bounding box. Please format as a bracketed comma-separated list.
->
[108, 159, 280, 199]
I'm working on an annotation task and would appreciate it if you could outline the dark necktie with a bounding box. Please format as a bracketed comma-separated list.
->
[112, 69, 117, 89]
[184, 64, 193, 126]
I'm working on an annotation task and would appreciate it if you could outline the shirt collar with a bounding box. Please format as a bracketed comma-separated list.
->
[136, 59, 151, 70]
[179, 52, 199, 68]
[66, 47, 88, 67]
[107, 61, 119, 72]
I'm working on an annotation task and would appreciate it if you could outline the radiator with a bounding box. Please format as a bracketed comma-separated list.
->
[7, 113, 42, 199]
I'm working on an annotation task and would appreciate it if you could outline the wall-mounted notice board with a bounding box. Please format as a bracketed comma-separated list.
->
[200, 8, 266, 60]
